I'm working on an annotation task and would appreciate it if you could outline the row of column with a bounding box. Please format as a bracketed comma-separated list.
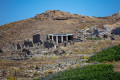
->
[51, 36, 68, 44]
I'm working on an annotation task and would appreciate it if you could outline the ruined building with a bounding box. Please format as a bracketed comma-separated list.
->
[47, 34, 73, 44]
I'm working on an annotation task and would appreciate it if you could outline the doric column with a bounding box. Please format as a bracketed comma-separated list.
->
[56, 36, 58, 44]
[52, 35, 54, 41]
[61, 36, 63, 43]
[66, 36, 68, 41]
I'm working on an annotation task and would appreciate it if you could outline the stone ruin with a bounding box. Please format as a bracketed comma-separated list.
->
[7, 25, 119, 61]
[78, 25, 116, 40]
[33, 34, 42, 44]
[11, 51, 31, 60]
[0, 49, 3, 53]
[4, 25, 117, 61]
[10, 34, 42, 60]
[23, 39, 33, 48]
[9, 33, 76, 60]
[111, 27, 120, 35]
[17, 43, 21, 50]
[44, 40, 54, 49]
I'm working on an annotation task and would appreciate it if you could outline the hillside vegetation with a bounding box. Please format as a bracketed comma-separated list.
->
[88, 44, 120, 62]
[40, 64, 120, 80]
[37, 44, 120, 80]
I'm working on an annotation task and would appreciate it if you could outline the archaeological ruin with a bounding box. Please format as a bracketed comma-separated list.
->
[47, 34, 73, 44]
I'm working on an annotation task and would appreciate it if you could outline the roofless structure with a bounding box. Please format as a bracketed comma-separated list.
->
[47, 34, 73, 44]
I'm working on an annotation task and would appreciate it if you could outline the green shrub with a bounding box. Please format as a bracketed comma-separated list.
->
[87, 38, 102, 40]
[33, 78, 40, 80]
[88, 44, 120, 62]
[41, 64, 120, 80]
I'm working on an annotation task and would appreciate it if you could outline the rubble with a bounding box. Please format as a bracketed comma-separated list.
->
[23, 39, 33, 48]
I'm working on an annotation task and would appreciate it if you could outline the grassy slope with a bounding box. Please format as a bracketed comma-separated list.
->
[36, 44, 120, 80]
[39, 64, 120, 80]
[88, 44, 120, 62]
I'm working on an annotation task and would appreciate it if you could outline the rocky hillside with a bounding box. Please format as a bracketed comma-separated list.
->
[107, 11, 120, 21]
[0, 10, 120, 80]
[0, 10, 120, 49]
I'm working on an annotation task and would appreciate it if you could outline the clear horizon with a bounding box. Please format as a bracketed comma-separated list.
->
[0, 0, 120, 26]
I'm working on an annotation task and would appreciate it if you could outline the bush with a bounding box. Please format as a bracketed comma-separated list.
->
[33, 78, 40, 80]
[45, 70, 53, 75]
[88, 44, 120, 62]
[41, 64, 120, 80]
[8, 77, 17, 80]
[87, 38, 102, 40]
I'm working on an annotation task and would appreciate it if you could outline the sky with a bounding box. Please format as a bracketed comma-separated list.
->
[0, 0, 120, 26]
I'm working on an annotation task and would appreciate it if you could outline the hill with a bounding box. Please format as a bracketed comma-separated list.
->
[0, 10, 120, 79]
[0, 10, 120, 50]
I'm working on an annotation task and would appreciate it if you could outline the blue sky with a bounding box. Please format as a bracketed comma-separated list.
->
[0, 0, 120, 26]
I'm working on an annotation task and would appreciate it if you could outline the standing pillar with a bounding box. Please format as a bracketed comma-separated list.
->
[66, 36, 68, 41]
[52, 35, 54, 41]
[61, 36, 63, 43]
[56, 36, 58, 44]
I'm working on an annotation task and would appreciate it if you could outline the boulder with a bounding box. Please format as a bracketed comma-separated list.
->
[17, 43, 21, 50]
[44, 40, 54, 49]
[111, 27, 120, 35]
[102, 26, 110, 30]
[33, 34, 42, 44]
[54, 50, 66, 55]
[93, 29, 99, 35]
[22, 49, 31, 55]
[11, 43, 17, 50]
[110, 36, 115, 40]
[0, 49, 3, 53]
[23, 39, 33, 47]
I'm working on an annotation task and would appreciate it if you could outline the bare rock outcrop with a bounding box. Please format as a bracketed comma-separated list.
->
[111, 27, 120, 35]
[34, 10, 77, 20]
[107, 11, 120, 21]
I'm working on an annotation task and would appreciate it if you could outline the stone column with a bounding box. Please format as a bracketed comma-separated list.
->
[52, 35, 54, 41]
[66, 36, 68, 41]
[54, 45, 56, 49]
[56, 36, 58, 44]
[61, 36, 63, 43]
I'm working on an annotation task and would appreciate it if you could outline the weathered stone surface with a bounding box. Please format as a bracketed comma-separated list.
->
[0, 49, 3, 53]
[34, 10, 76, 20]
[17, 43, 21, 50]
[11, 51, 27, 60]
[110, 36, 115, 40]
[111, 27, 120, 35]
[23, 39, 33, 48]
[22, 49, 31, 55]
[44, 40, 54, 49]
[93, 29, 99, 35]
[53, 50, 66, 55]
[33, 34, 42, 44]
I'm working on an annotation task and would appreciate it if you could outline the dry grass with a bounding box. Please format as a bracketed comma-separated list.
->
[113, 61, 120, 73]
[58, 40, 120, 54]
